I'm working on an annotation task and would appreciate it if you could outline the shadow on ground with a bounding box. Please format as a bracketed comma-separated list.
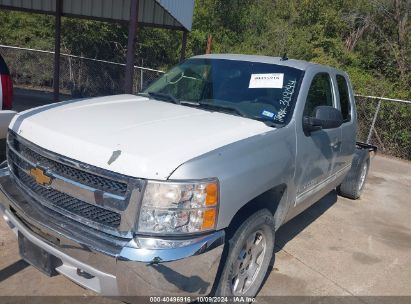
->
[0, 259, 29, 283]
[260, 190, 338, 290]
[275, 191, 338, 251]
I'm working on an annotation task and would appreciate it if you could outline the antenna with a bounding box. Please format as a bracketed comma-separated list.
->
[281, 53, 288, 61]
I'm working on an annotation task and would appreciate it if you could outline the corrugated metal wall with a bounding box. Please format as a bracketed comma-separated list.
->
[0, 0, 56, 11]
[0, 0, 194, 30]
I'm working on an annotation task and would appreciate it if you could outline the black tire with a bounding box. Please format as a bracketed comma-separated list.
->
[214, 209, 275, 297]
[338, 149, 370, 199]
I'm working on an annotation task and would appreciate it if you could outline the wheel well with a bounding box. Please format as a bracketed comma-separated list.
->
[225, 184, 287, 239]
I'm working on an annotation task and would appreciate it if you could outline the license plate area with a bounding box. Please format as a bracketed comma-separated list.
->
[18, 232, 61, 276]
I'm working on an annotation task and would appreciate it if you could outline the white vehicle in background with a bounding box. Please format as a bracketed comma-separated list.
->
[0, 54, 16, 159]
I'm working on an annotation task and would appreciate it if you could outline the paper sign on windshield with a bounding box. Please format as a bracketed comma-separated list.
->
[249, 73, 284, 89]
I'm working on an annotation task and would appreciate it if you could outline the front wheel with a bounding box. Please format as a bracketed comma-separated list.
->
[214, 209, 275, 297]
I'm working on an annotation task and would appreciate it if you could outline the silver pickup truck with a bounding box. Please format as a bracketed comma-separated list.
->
[0, 54, 374, 297]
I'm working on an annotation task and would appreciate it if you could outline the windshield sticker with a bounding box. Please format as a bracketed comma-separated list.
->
[262, 110, 275, 118]
[249, 73, 284, 89]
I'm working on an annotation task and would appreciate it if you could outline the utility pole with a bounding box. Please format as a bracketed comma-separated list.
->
[53, 0, 63, 102]
[180, 31, 188, 61]
[206, 34, 213, 54]
[125, 0, 139, 94]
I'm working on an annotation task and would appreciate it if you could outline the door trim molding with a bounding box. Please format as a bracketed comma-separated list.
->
[295, 164, 350, 206]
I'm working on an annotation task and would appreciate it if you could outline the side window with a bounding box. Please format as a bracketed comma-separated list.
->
[336, 75, 351, 121]
[304, 73, 334, 117]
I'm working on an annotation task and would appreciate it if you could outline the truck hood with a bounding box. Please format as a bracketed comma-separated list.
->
[10, 94, 272, 179]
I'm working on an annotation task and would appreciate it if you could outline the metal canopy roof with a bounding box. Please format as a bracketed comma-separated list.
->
[0, 0, 193, 99]
[0, 0, 194, 31]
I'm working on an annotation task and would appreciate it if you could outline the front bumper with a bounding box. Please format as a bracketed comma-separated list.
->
[0, 167, 225, 296]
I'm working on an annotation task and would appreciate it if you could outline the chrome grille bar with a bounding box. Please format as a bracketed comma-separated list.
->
[11, 165, 121, 228]
[6, 130, 145, 236]
[7, 146, 127, 211]
[8, 132, 129, 196]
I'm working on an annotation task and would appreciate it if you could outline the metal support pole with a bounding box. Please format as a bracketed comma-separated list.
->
[367, 99, 382, 144]
[53, 0, 63, 102]
[125, 0, 139, 94]
[180, 31, 188, 62]
[140, 68, 144, 91]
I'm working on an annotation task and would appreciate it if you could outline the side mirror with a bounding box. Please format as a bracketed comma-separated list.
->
[303, 105, 343, 133]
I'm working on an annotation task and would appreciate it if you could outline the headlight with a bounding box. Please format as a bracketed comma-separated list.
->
[138, 179, 219, 235]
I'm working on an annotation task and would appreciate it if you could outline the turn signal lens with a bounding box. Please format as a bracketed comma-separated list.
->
[201, 208, 217, 229]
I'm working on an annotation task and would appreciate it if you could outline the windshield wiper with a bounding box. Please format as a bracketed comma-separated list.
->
[147, 92, 180, 104]
[136, 92, 148, 97]
[195, 100, 247, 117]
[179, 97, 283, 127]
[251, 116, 284, 128]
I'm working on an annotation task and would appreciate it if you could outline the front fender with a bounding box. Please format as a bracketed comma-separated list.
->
[168, 125, 297, 230]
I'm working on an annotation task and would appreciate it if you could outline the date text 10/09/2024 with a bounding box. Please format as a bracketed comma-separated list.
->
[149, 296, 256, 303]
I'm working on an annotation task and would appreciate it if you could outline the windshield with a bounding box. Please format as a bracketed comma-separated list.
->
[143, 59, 303, 125]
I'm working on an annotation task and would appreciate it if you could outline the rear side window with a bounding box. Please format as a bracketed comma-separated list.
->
[303, 73, 333, 117]
[336, 75, 351, 121]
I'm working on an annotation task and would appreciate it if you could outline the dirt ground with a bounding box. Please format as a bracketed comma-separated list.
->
[0, 155, 410, 303]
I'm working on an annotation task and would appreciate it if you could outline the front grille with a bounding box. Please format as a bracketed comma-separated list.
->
[12, 165, 121, 227]
[6, 132, 128, 230]
[8, 133, 128, 196]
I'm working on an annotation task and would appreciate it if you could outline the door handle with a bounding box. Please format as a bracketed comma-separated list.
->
[330, 140, 341, 149]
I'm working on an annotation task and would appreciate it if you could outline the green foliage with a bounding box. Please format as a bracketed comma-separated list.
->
[0, 0, 410, 98]
[61, 19, 128, 62]
[0, 1, 409, 158]
[188, 0, 411, 99]
[0, 11, 54, 50]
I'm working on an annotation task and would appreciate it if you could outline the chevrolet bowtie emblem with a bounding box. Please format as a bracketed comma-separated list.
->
[30, 167, 52, 186]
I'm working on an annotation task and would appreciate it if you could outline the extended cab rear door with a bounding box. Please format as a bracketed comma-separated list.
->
[334, 73, 356, 172]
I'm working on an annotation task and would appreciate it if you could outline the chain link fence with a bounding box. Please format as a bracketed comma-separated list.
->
[0, 45, 164, 97]
[0, 45, 410, 160]
[356, 95, 411, 160]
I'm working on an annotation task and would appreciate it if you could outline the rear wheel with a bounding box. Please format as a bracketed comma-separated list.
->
[214, 209, 275, 297]
[338, 149, 370, 199]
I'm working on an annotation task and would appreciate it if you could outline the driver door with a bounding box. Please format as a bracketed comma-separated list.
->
[294, 72, 342, 206]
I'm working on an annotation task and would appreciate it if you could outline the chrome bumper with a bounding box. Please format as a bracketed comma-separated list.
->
[0, 167, 225, 296]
